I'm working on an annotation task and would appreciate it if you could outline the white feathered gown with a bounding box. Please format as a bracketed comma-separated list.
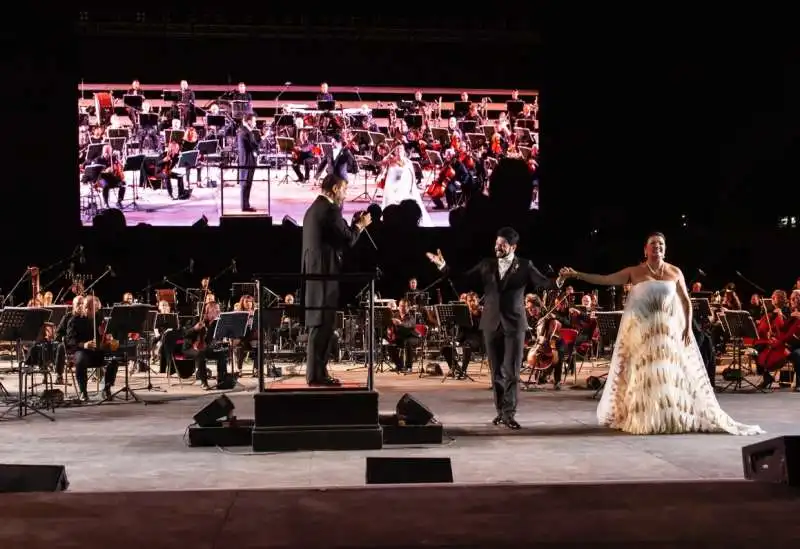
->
[597, 280, 764, 435]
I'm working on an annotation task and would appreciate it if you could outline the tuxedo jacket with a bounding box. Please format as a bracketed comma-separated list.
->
[448, 256, 557, 333]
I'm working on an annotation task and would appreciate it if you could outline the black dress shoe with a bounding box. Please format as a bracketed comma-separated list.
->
[504, 418, 521, 430]
[492, 415, 504, 426]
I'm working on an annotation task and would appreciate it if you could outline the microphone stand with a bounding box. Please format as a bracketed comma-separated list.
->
[1, 268, 31, 306]
[83, 266, 114, 295]
[736, 271, 767, 295]
[162, 277, 191, 302]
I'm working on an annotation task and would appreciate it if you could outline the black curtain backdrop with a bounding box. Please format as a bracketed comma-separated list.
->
[0, 13, 796, 304]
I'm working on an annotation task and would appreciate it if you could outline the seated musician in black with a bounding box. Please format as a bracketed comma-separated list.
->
[93, 144, 126, 208]
[65, 296, 120, 402]
[152, 300, 180, 373]
[182, 301, 228, 390]
[441, 292, 483, 378]
[292, 132, 315, 183]
[50, 296, 84, 384]
[158, 141, 189, 199]
[233, 295, 257, 374]
[387, 299, 419, 373]
[541, 298, 573, 390]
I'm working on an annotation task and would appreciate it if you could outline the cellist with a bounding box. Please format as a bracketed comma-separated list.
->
[757, 290, 800, 390]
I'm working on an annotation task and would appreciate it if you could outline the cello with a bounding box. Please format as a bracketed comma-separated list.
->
[526, 294, 567, 370]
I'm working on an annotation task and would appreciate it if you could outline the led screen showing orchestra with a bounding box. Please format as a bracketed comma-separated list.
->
[77, 82, 539, 227]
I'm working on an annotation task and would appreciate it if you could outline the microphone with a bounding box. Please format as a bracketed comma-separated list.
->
[232, 259, 237, 274]
[106, 265, 116, 277]
[697, 268, 707, 276]
[189, 258, 194, 273]
[78, 245, 85, 264]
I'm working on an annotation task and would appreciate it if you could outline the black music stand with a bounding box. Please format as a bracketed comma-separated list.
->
[122, 154, 145, 210]
[364, 307, 395, 373]
[719, 310, 763, 393]
[590, 312, 623, 399]
[691, 298, 713, 324]
[0, 307, 54, 421]
[261, 308, 284, 378]
[436, 303, 475, 382]
[276, 137, 295, 185]
[104, 305, 152, 403]
[213, 312, 250, 342]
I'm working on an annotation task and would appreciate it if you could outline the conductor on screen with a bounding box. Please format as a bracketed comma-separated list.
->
[301, 174, 371, 386]
[237, 114, 259, 212]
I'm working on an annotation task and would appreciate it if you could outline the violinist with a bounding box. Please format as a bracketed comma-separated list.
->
[158, 141, 190, 200]
[65, 296, 120, 402]
[757, 290, 800, 390]
[387, 299, 419, 373]
[291, 131, 315, 183]
[332, 132, 359, 181]
[464, 103, 482, 125]
[233, 294, 257, 374]
[444, 117, 463, 151]
[182, 301, 228, 390]
[441, 292, 483, 378]
[93, 144, 126, 209]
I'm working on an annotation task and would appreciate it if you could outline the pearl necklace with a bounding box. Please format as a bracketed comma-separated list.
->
[646, 261, 665, 280]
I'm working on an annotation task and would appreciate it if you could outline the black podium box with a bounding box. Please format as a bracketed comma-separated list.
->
[251, 388, 382, 452]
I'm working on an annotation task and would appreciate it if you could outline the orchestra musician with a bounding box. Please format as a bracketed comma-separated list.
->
[756, 290, 800, 391]
[178, 80, 195, 127]
[182, 300, 228, 390]
[291, 131, 315, 183]
[92, 145, 126, 209]
[158, 141, 190, 200]
[427, 227, 565, 429]
[441, 292, 483, 378]
[411, 90, 427, 114]
[755, 289, 795, 389]
[230, 82, 254, 116]
[237, 113, 259, 212]
[65, 296, 121, 402]
[317, 82, 333, 102]
[387, 299, 419, 373]
[127, 80, 143, 96]
[332, 133, 359, 181]
[233, 294, 257, 374]
[152, 300, 180, 373]
[301, 174, 372, 386]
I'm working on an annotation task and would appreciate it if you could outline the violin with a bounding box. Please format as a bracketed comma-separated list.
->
[458, 151, 475, 170]
[490, 133, 503, 155]
[184, 126, 198, 143]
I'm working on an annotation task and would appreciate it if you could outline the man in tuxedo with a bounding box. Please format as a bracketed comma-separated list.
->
[236, 114, 259, 212]
[302, 174, 372, 385]
[427, 227, 563, 429]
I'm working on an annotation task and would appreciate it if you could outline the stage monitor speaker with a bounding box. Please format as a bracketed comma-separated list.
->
[282, 215, 298, 227]
[366, 457, 453, 485]
[396, 393, 434, 426]
[742, 435, 800, 486]
[0, 464, 69, 493]
[193, 395, 235, 427]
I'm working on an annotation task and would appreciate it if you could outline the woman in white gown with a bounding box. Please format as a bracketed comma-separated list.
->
[380, 146, 434, 227]
[559, 232, 763, 436]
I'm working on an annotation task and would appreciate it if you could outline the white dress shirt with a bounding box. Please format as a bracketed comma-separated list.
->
[498, 253, 515, 279]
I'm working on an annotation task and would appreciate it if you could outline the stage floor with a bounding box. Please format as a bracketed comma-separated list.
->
[79, 167, 457, 227]
[0, 359, 796, 493]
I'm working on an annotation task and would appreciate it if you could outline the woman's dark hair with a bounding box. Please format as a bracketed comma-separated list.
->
[645, 231, 665, 243]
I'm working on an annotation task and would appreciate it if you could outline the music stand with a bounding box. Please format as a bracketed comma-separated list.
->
[261, 308, 283, 377]
[104, 304, 152, 403]
[590, 312, 623, 399]
[453, 101, 470, 118]
[275, 137, 295, 185]
[436, 303, 475, 382]
[213, 312, 250, 342]
[370, 307, 395, 373]
[0, 307, 54, 421]
[691, 298, 713, 324]
[120, 154, 145, 210]
[317, 100, 335, 112]
[719, 310, 763, 393]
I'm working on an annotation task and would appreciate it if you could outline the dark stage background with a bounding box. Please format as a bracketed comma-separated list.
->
[1, 11, 797, 305]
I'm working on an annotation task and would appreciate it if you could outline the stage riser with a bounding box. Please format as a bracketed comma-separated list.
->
[253, 389, 380, 428]
[251, 426, 383, 452]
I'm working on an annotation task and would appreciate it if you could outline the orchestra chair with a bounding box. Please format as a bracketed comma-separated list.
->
[557, 328, 579, 383]
[572, 333, 599, 385]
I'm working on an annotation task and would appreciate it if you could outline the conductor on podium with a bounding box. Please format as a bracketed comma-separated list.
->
[301, 174, 372, 385]
[237, 113, 259, 212]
